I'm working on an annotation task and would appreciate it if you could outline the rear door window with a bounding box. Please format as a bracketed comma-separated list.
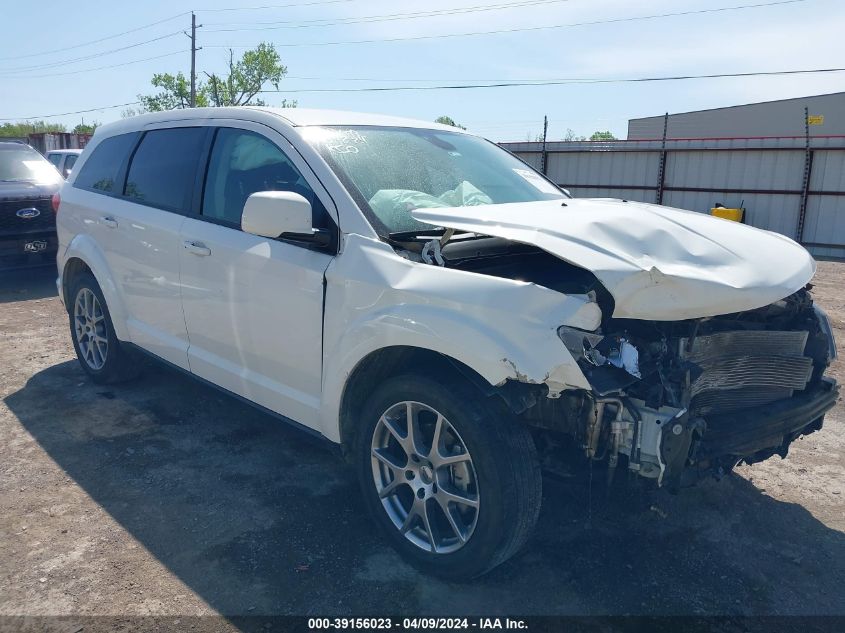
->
[74, 133, 138, 193]
[124, 127, 206, 213]
[64, 154, 78, 171]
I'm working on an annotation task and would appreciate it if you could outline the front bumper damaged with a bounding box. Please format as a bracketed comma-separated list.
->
[611, 378, 839, 490]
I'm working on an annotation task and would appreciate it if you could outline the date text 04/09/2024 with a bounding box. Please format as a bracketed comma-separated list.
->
[307, 617, 529, 630]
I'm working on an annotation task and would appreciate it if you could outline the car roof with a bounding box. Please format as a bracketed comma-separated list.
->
[94, 106, 469, 138]
[247, 107, 466, 130]
[0, 141, 35, 150]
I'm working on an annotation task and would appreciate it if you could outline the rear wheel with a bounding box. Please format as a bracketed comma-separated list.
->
[356, 374, 542, 578]
[68, 272, 139, 384]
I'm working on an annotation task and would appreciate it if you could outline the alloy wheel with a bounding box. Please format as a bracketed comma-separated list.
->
[371, 401, 480, 554]
[73, 288, 108, 371]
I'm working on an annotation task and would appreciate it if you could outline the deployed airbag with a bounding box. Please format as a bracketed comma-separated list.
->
[369, 181, 492, 233]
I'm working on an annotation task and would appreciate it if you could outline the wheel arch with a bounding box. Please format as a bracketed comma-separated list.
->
[60, 236, 130, 341]
[337, 345, 545, 461]
[61, 257, 92, 306]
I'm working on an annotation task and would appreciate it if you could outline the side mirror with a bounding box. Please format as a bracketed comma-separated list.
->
[242, 191, 313, 238]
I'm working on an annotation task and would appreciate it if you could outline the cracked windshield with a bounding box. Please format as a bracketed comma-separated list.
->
[304, 126, 566, 234]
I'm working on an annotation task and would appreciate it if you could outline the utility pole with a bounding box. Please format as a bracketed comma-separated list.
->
[190, 12, 198, 108]
[541, 115, 549, 175]
[796, 106, 813, 244]
[655, 111, 669, 204]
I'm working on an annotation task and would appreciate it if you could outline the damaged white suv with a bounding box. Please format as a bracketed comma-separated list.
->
[55, 108, 838, 578]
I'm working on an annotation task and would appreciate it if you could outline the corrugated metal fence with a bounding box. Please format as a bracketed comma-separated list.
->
[500, 136, 845, 259]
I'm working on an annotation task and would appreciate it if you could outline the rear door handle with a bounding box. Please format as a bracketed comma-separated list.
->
[183, 240, 211, 257]
[100, 216, 118, 229]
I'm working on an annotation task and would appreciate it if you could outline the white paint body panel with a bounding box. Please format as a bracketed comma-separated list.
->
[179, 217, 331, 427]
[412, 198, 816, 321]
[318, 234, 602, 440]
[56, 107, 819, 447]
[57, 186, 190, 369]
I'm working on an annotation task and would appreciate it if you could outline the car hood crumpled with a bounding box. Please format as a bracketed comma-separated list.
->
[411, 198, 816, 321]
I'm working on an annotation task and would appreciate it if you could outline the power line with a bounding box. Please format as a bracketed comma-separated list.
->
[0, 12, 190, 62]
[0, 0, 346, 70]
[203, 0, 571, 31]
[196, 0, 355, 13]
[5, 67, 840, 122]
[256, 67, 845, 92]
[0, 50, 189, 80]
[0, 101, 142, 122]
[208, 0, 808, 47]
[3, 31, 184, 74]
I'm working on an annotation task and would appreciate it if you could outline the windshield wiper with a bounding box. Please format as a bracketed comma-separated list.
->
[387, 227, 469, 241]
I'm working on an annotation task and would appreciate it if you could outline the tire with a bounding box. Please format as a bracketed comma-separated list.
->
[67, 272, 140, 384]
[355, 373, 542, 579]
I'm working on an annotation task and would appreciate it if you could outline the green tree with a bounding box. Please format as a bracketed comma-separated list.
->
[564, 128, 586, 142]
[205, 44, 288, 107]
[589, 130, 617, 141]
[0, 121, 66, 137]
[435, 115, 466, 130]
[139, 71, 208, 111]
[73, 121, 100, 135]
[138, 43, 293, 112]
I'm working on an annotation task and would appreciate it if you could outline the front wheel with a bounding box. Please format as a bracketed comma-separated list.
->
[355, 374, 542, 578]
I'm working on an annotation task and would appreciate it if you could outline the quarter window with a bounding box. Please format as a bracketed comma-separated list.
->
[202, 128, 328, 228]
[74, 133, 137, 193]
[47, 154, 61, 167]
[124, 127, 206, 213]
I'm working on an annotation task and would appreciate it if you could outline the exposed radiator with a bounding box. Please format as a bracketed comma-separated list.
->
[679, 330, 813, 415]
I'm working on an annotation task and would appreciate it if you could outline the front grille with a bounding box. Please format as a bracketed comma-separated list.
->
[0, 198, 55, 235]
[679, 330, 813, 415]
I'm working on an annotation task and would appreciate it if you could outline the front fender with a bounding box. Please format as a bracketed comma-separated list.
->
[319, 235, 597, 442]
[60, 234, 130, 341]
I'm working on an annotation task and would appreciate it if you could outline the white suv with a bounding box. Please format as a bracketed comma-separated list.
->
[55, 107, 838, 577]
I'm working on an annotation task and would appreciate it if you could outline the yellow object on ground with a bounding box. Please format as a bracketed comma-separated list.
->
[711, 207, 744, 222]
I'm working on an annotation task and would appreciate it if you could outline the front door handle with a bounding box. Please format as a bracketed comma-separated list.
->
[183, 240, 211, 257]
[99, 216, 118, 229]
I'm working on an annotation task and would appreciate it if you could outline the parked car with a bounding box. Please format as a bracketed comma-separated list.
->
[46, 149, 83, 179]
[54, 108, 838, 578]
[0, 141, 63, 268]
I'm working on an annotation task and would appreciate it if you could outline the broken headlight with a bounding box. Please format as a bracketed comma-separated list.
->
[558, 326, 642, 379]
[557, 325, 603, 363]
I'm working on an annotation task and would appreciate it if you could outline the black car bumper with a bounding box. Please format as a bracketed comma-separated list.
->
[0, 194, 58, 269]
[697, 377, 838, 459]
[662, 378, 839, 488]
[0, 230, 58, 269]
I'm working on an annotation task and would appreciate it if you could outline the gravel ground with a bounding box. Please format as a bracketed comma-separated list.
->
[0, 263, 843, 623]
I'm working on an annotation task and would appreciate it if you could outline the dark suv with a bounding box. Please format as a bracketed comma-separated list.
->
[0, 142, 63, 268]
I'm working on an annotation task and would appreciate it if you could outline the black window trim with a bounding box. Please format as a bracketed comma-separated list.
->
[72, 131, 140, 198]
[120, 126, 212, 216]
[193, 124, 339, 253]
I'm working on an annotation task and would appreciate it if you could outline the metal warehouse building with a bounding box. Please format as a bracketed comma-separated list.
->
[500, 92, 845, 259]
[628, 92, 845, 140]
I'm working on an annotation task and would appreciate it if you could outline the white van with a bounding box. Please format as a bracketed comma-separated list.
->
[55, 107, 838, 577]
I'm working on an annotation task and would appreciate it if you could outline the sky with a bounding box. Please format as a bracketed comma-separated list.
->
[2, 0, 843, 141]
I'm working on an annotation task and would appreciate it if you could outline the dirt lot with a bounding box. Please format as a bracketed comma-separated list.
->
[1, 263, 844, 622]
